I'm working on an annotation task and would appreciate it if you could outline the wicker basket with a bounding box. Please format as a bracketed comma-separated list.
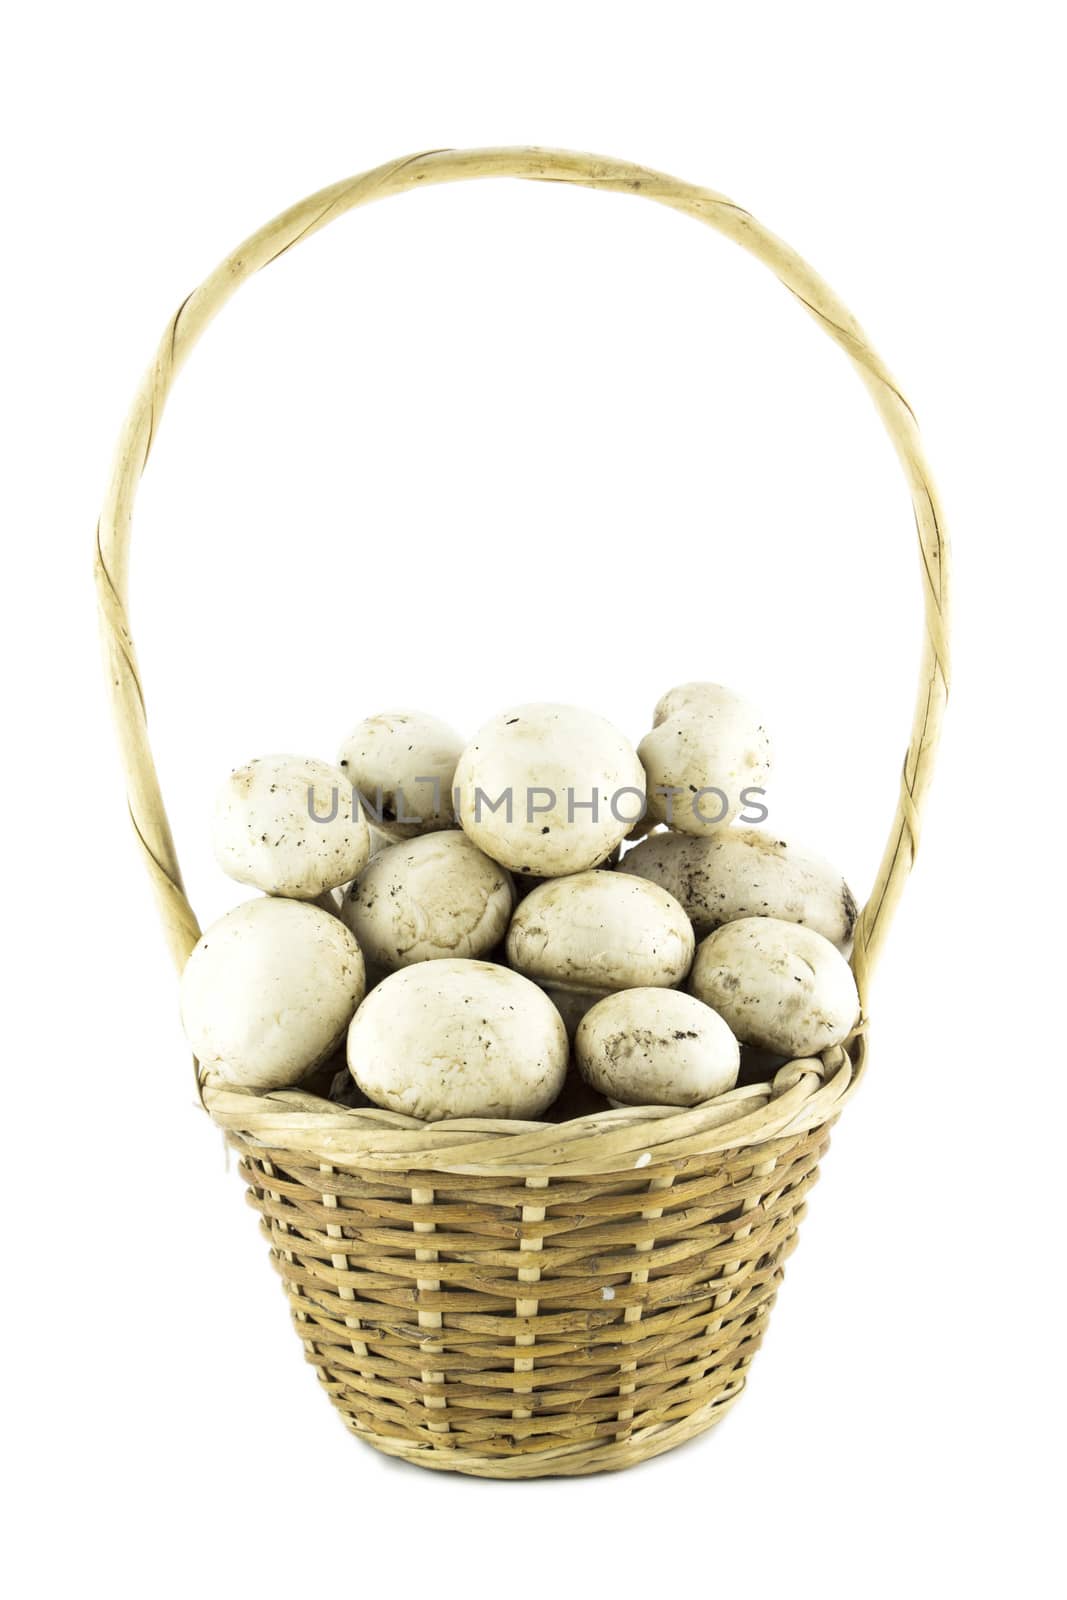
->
[96, 147, 950, 1478]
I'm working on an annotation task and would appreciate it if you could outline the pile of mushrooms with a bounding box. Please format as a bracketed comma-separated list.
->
[180, 687, 861, 1121]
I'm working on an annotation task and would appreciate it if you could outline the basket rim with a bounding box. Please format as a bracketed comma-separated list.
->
[203, 1032, 862, 1177]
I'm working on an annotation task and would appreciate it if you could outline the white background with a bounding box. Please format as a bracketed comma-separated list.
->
[3, 3, 1064, 1595]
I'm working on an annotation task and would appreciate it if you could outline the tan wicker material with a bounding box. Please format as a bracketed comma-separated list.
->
[96, 148, 950, 1477]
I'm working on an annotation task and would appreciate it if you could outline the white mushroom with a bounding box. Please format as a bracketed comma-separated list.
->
[576, 988, 740, 1107]
[653, 680, 737, 726]
[638, 685, 772, 835]
[454, 703, 645, 877]
[180, 898, 366, 1089]
[340, 830, 513, 973]
[213, 754, 370, 899]
[689, 916, 859, 1057]
[506, 871, 694, 1032]
[346, 959, 567, 1121]
[620, 826, 857, 947]
[337, 710, 464, 839]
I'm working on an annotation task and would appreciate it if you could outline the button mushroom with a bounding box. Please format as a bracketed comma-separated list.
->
[506, 870, 694, 1032]
[638, 684, 772, 835]
[346, 959, 568, 1120]
[652, 680, 738, 727]
[337, 710, 464, 839]
[180, 898, 366, 1089]
[576, 988, 740, 1107]
[213, 754, 370, 899]
[620, 826, 857, 948]
[689, 915, 859, 1057]
[340, 830, 514, 974]
[454, 703, 645, 876]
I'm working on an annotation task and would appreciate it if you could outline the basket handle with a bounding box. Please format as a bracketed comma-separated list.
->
[95, 146, 949, 1012]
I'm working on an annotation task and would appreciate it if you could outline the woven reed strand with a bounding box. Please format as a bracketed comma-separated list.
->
[233, 1120, 830, 1477]
[95, 149, 949, 1475]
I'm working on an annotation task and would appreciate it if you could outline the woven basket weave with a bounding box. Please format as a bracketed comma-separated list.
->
[96, 147, 950, 1478]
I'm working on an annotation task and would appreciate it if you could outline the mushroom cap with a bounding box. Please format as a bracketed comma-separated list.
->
[576, 988, 740, 1107]
[653, 681, 739, 727]
[689, 916, 859, 1057]
[337, 710, 464, 840]
[180, 898, 366, 1090]
[346, 959, 568, 1121]
[620, 827, 857, 947]
[213, 754, 370, 898]
[638, 687, 772, 835]
[454, 703, 645, 876]
[506, 870, 694, 994]
[341, 830, 514, 972]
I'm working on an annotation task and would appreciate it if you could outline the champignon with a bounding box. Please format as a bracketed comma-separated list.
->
[652, 680, 735, 727]
[506, 871, 694, 1031]
[180, 898, 366, 1089]
[337, 710, 464, 839]
[689, 916, 859, 1057]
[454, 703, 645, 876]
[620, 826, 856, 947]
[576, 987, 740, 1106]
[638, 685, 772, 836]
[213, 754, 370, 898]
[346, 959, 567, 1121]
[341, 830, 513, 972]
